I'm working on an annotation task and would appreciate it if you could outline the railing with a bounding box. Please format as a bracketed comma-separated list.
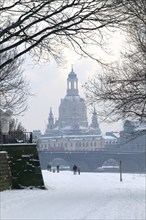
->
[0, 132, 32, 144]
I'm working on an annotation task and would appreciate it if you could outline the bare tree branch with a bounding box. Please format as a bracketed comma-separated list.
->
[84, 0, 146, 122]
[0, 0, 128, 69]
[0, 45, 30, 114]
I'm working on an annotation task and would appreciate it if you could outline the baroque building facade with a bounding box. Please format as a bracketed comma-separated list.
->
[38, 68, 104, 152]
[45, 67, 101, 136]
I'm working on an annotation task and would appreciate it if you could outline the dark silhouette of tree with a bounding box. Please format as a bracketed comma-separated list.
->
[0, 0, 128, 69]
[0, 45, 29, 114]
[0, 118, 26, 144]
[84, 0, 146, 123]
[9, 118, 26, 133]
[1, 0, 145, 126]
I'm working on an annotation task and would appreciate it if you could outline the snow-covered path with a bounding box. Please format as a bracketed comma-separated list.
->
[1, 171, 146, 220]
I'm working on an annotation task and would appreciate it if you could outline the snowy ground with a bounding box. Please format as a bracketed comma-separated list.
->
[1, 171, 146, 220]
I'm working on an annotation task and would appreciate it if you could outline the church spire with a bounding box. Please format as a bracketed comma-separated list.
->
[47, 107, 54, 129]
[67, 66, 79, 96]
[91, 107, 99, 129]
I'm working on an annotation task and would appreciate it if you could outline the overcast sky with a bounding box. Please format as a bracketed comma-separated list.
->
[17, 32, 125, 134]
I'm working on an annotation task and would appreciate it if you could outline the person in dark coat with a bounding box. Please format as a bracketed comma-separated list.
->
[57, 164, 60, 173]
[47, 164, 51, 172]
[73, 164, 78, 174]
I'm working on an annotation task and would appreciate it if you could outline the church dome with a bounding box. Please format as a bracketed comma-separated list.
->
[68, 69, 77, 79]
[45, 67, 101, 136]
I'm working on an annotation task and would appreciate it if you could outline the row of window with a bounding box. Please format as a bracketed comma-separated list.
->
[105, 140, 118, 144]
[39, 145, 103, 152]
[40, 141, 102, 149]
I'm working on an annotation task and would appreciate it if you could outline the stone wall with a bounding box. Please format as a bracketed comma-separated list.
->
[0, 151, 12, 191]
[0, 144, 45, 189]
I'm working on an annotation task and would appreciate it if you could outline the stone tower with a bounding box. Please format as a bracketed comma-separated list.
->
[47, 107, 54, 129]
[90, 107, 101, 134]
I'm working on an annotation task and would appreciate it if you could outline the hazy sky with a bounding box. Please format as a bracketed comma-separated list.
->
[17, 32, 125, 134]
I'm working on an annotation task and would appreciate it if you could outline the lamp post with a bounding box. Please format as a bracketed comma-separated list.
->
[0, 109, 13, 144]
[119, 160, 122, 182]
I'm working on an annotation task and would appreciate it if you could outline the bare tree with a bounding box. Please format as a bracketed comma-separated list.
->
[84, 0, 146, 123]
[9, 118, 26, 132]
[0, 45, 29, 114]
[1, 0, 145, 122]
[0, 118, 27, 144]
[0, 0, 128, 69]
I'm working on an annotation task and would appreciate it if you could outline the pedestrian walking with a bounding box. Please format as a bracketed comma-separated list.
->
[77, 166, 80, 175]
[57, 164, 60, 173]
[47, 164, 51, 172]
[73, 164, 77, 174]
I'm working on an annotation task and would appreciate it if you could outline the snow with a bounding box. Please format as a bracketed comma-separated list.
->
[0, 151, 7, 154]
[1, 171, 146, 220]
[103, 135, 117, 140]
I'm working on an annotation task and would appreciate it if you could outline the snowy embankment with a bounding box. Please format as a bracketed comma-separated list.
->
[1, 171, 146, 220]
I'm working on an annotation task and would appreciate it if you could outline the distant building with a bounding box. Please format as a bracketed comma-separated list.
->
[45, 67, 101, 136]
[105, 132, 120, 139]
[38, 67, 104, 152]
[32, 130, 42, 146]
[103, 132, 120, 152]
[39, 134, 104, 152]
[119, 120, 146, 152]
[33, 130, 42, 138]
[35, 68, 146, 153]
[103, 120, 146, 153]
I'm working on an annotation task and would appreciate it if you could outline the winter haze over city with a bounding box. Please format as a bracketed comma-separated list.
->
[18, 31, 124, 134]
[0, 1, 146, 220]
